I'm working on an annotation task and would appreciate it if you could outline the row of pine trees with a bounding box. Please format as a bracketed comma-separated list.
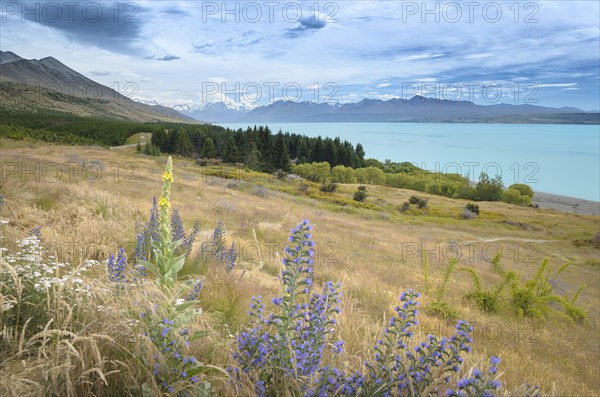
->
[151, 125, 365, 173]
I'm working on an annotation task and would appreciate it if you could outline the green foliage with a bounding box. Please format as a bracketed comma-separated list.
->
[354, 143, 365, 166]
[509, 260, 569, 318]
[475, 172, 503, 201]
[151, 125, 362, 173]
[502, 188, 532, 206]
[200, 138, 217, 159]
[464, 203, 480, 215]
[423, 252, 588, 320]
[355, 166, 386, 185]
[271, 133, 290, 171]
[319, 179, 338, 193]
[408, 195, 428, 209]
[175, 130, 193, 156]
[509, 183, 534, 198]
[455, 185, 478, 200]
[330, 165, 357, 183]
[427, 182, 457, 198]
[558, 285, 588, 322]
[143, 141, 161, 156]
[292, 162, 331, 182]
[408, 196, 420, 205]
[221, 135, 239, 163]
[0, 108, 152, 146]
[490, 253, 503, 274]
[353, 185, 368, 202]
[273, 169, 287, 180]
[385, 167, 470, 198]
[467, 271, 516, 314]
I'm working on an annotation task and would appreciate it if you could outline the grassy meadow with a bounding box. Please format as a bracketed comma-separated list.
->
[0, 137, 598, 396]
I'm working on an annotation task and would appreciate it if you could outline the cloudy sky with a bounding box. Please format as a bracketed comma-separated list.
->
[2, 1, 599, 110]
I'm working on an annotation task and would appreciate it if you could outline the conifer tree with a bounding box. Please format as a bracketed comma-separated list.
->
[272, 133, 291, 171]
[201, 137, 217, 158]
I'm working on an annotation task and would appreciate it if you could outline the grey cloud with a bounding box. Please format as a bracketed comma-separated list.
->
[298, 14, 326, 29]
[284, 13, 327, 38]
[18, 1, 148, 55]
[156, 55, 181, 61]
[145, 55, 181, 61]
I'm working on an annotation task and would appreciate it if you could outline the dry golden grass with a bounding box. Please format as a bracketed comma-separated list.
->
[0, 138, 598, 395]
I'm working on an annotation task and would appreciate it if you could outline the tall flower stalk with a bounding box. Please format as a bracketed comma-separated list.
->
[139, 157, 186, 288]
[159, 156, 174, 245]
[232, 220, 342, 395]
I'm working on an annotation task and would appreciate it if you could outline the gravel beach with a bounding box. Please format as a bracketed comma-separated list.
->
[532, 191, 600, 216]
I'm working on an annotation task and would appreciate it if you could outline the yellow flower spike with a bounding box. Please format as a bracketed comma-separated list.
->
[162, 172, 174, 183]
[158, 156, 174, 244]
[158, 196, 170, 208]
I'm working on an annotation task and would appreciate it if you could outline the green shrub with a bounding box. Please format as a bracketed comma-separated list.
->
[409, 196, 428, 209]
[509, 260, 568, 318]
[557, 285, 588, 323]
[475, 172, 503, 201]
[426, 182, 457, 198]
[142, 142, 161, 156]
[502, 188, 532, 206]
[353, 185, 368, 202]
[464, 203, 480, 215]
[319, 179, 337, 193]
[292, 162, 331, 182]
[509, 183, 534, 198]
[274, 169, 287, 180]
[408, 196, 421, 205]
[467, 271, 516, 314]
[455, 185, 477, 200]
[490, 253, 503, 274]
[331, 165, 357, 183]
[354, 166, 386, 185]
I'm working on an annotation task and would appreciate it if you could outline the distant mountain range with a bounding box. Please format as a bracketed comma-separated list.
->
[174, 96, 597, 124]
[2, 50, 596, 125]
[0, 51, 196, 123]
[172, 101, 252, 123]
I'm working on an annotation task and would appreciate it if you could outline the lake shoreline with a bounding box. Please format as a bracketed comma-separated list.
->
[218, 122, 600, 201]
[532, 191, 600, 216]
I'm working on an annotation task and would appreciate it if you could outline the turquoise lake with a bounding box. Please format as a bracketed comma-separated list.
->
[218, 123, 600, 202]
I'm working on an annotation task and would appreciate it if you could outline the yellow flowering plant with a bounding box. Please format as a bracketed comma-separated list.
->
[139, 156, 188, 289]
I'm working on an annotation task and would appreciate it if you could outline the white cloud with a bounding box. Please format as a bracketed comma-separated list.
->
[538, 83, 577, 88]
[0, 0, 597, 108]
